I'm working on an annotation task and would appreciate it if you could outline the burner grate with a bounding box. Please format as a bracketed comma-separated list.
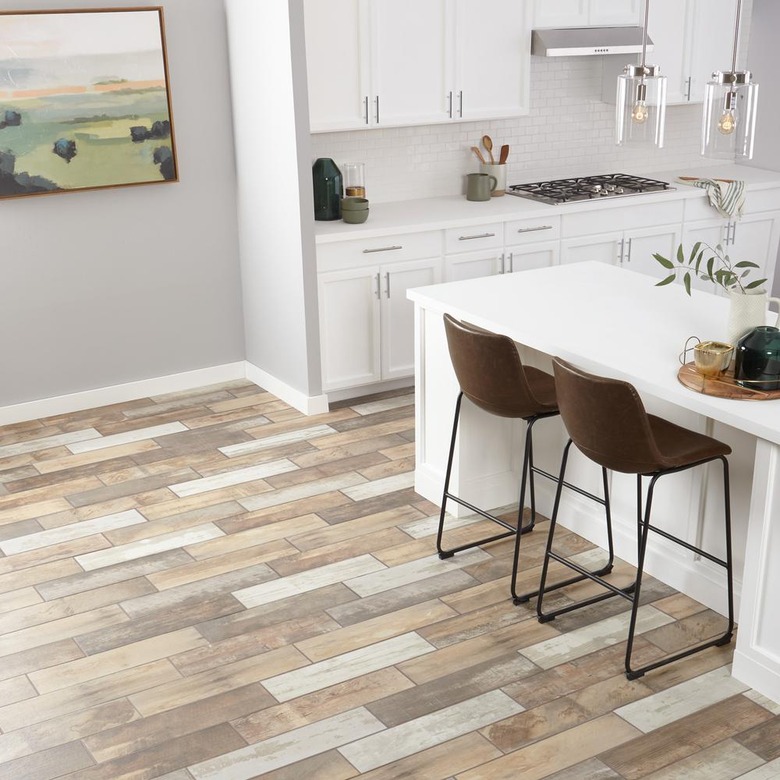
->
[507, 173, 673, 205]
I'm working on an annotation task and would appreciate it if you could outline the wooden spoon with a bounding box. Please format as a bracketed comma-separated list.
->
[482, 135, 495, 164]
[499, 144, 509, 164]
[470, 146, 486, 164]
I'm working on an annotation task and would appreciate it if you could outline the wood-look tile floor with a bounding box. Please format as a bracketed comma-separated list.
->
[1, 381, 779, 780]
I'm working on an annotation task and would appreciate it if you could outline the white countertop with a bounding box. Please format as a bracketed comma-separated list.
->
[314, 164, 780, 244]
[407, 261, 780, 445]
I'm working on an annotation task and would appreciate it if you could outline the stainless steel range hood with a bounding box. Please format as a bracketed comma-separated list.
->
[531, 27, 653, 57]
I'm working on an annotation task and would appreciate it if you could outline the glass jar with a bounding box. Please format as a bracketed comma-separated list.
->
[343, 162, 366, 198]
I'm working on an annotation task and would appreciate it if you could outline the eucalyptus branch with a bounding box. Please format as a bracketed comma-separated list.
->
[653, 241, 767, 296]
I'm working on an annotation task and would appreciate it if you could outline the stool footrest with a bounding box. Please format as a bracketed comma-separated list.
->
[626, 631, 734, 680]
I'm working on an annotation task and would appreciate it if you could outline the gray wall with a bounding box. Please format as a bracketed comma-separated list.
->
[745, 0, 780, 296]
[0, 0, 244, 406]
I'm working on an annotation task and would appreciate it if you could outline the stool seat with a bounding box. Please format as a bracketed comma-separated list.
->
[646, 415, 731, 470]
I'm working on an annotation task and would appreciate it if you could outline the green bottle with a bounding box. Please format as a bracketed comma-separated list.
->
[313, 158, 342, 221]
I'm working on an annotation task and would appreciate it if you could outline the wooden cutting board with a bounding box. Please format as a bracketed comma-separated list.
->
[677, 362, 780, 400]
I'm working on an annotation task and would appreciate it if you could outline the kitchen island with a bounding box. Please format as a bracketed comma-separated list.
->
[408, 262, 780, 702]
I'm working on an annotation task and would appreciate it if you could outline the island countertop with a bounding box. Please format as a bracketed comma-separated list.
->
[408, 262, 780, 446]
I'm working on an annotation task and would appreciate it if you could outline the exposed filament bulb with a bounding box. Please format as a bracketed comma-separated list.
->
[631, 81, 649, 124]
[718, 90, 737, 134]
[632, 101, 649, 123]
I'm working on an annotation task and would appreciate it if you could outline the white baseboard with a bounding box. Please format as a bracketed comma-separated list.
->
[245, 362, 329, 416]
[0, 360, 333, 425]
[0, 362, 247, 426]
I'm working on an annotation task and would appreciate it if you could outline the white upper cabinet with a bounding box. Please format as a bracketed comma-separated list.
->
[304, 0, 531, 132]
[534, 0, 641, 27]
[455, 0, 530, 120]
[624, 0, 738, 105]
[371, 0, 452, 127]
[304, 0, 370, 132]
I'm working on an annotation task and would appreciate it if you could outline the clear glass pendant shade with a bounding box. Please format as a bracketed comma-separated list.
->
[701, 72, 758, 159]
[616, 66, 667, 148]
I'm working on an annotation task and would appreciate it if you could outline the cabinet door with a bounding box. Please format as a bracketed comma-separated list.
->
[561, 232, 623, 265]
[731, 211, 780, 290]
[506, 241, 560, 273]
[445, 249, 503, 282]
[682, 219, 729, 292]
[688, 0, 738, 102]
[318, 267, 381, 391]
[623, 223, 682, 279]
[533, 0, 588, 27]
[381, 257, 443, 380]
[371, 0, 452, 127]
[304, 0, 370, 132]
[589, 0, 643, 24]
[455, 0, 530, 120]
[647, 0, 693, 104]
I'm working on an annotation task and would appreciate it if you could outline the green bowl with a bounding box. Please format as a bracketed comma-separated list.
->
[341, 197, 369, 210]
[343, 208, 369, 224]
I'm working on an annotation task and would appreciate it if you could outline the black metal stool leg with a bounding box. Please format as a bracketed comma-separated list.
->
[436, 392, 463, 559]
[510, 419, 539, 602]
[437, 392, 517, 559]
[625, 457, 735, 680]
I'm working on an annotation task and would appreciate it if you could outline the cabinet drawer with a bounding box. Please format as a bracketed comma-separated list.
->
[444, 223, 503, 253]
[504, 215, 561, 243]
[684, 188, 780, 222]
[318, 231, 442, 272]
[561, 199, 684, 237]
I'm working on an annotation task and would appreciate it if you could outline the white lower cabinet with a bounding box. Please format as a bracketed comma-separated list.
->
[503, 216, 560, 273]
[318, 255, 442, 392]
[560, 201, 684, 279]
[683, 211, 780, 294]
[443, 222, 504, 282]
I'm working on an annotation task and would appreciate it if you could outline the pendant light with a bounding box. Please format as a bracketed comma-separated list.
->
[616, 0, 666, 148]
[701, 0, 758, 160]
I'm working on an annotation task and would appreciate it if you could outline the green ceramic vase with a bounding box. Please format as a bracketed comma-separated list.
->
[312, 158, 342, 221]
[734, 325, 780, 391]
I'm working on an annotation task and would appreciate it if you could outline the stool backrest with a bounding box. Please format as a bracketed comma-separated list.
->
[552, 357, 664, 474]
[443, 313, 543, 419]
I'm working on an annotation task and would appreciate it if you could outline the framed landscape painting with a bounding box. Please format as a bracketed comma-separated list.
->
[0, 7, 177, 200]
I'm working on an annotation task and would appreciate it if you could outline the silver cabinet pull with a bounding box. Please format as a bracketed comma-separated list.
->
[685, 76, 692, 101]
[362, 245, 402, 254]
[508, 252, 514, 273]
[375, 95, 380, 124]
[730, 222, 737, 244]
[385, 272, 390, 298]
[458, 90, 463, 117]
[618, 238, 625, 264]
[625, 237, 633, 262]
[447, 91, 453, 119]
[516, 225, 553, 234]
[499, 253, 505, 274]
[364, 96, 369, 125]
[375, 273, 381, 299]
[458, 232, 495, 241]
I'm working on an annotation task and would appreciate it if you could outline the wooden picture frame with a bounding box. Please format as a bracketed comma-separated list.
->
[0, 7, 177, 200]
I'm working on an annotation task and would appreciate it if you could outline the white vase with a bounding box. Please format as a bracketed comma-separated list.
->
[726, 290, 780, 347]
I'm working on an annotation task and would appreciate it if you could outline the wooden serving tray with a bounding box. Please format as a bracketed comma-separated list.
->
[678, 362, 780, 400]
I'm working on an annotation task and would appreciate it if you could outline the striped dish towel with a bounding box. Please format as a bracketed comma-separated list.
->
[678, 176, 746, 219]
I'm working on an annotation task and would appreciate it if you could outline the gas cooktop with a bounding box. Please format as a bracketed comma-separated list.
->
[507, 173, 674, 205]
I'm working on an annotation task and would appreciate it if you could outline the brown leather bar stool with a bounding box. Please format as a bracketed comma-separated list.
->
[531, 357, 734, 680]
[438, 315, 605, 602]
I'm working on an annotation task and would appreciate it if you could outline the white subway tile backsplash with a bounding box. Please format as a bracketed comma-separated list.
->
[311, 56, 721, 203]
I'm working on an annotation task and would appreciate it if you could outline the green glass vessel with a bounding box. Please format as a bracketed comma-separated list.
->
[312, 158, 342, 221]
[734, 325, 780, 391]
